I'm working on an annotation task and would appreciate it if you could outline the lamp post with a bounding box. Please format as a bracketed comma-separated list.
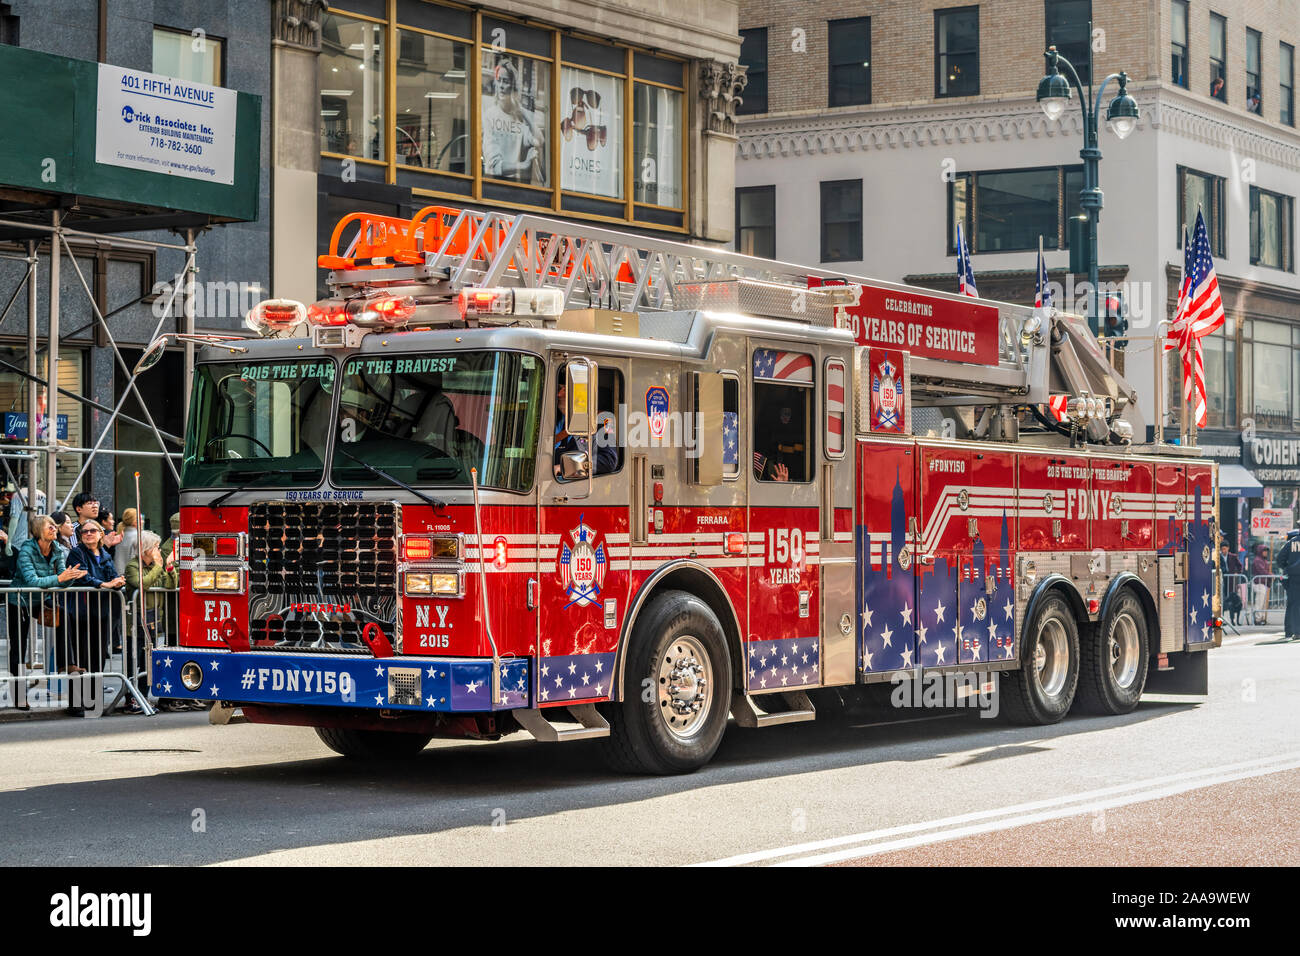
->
[1036, 42, 1139, 338]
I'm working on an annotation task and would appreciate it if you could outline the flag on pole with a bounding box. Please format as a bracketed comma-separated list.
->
[1047, 394, 1070, 422]
[1035, 238, 1052, 309]
[1164, 211, 1225, 427]
[956, 222, 978, 297]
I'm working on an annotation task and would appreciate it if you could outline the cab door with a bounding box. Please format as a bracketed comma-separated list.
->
[537, 355, 631, 707]
[747, 343, 821, 694]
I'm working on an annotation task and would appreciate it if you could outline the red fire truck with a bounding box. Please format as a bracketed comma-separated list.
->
[152, 205, 1220, 773]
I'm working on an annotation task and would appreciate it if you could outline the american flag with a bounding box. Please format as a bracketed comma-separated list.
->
[1035, 246, 1051, 308]
[753, 451, 766, 476]
[826, 362, 845, 454]
[752, 349, 813, 382]
[957, 221, 978, 297]
[1164, 212, 1225, 427]
[1047, 394, 1070, 422]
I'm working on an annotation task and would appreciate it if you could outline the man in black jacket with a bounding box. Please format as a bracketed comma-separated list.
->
[1278, 529, 1300, 641]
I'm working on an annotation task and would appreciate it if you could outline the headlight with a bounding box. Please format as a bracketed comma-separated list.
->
[192, 570, 216, 590]
[405, 572, 431, 595]
[429, 572, 460, 595]
[215, 570, 242, 591]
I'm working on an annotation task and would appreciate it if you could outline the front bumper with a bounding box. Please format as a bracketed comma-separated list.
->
[150, 649, 530, 712]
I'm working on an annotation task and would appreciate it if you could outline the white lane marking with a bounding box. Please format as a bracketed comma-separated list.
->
[693, 751, 1300, 867]
[775, 758, 1300, 867]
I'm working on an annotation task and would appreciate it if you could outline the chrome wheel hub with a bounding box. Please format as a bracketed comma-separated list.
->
[1109, 612, 1140, 690]
[1035, 618, 1069, 698]
[657, 635, 713, 740]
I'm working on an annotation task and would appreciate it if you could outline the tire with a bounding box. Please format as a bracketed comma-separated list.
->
[314, 726, 432, 759]
[1076, 588, 1150, 715]
[597, 589, 732, 775]
[1000, 591, 1080, 725]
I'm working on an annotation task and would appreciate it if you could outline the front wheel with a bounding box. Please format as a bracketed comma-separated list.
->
[1076, 589, 1150, 714]
[597, 590, 731, 774]
[314, 726, 432, 759]
[1000, 591, 1079, 725]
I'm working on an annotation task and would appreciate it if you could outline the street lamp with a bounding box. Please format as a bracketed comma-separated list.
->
[1036, 43, 1140, 337]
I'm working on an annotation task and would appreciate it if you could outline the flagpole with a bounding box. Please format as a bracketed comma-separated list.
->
[1154, 319, 1167, 450]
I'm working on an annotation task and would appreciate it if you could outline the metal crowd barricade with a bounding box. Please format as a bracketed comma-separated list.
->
[0, 584, 154, 716]
[1248, 574, 1285, 626]
[1220, 572, 1250, 629]
[141, 586, 181, 649]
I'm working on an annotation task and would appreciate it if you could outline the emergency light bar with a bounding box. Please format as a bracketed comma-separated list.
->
[245, 299, 307, 336]
[456, 287, 565, 320]
[307, 294, 418, 329]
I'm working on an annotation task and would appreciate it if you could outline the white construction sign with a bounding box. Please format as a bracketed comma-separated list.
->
[95, 64, 237, 185]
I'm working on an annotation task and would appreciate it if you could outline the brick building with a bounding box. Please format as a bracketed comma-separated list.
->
[734, 1, 1300, 537]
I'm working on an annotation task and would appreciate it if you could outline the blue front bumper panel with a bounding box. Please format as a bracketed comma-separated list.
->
[151, 650, 530, 712]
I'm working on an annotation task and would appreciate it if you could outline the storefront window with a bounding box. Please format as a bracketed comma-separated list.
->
[320, 13, 385, 161]
[1247, 320, 1293, 429]
[560, 66, 624, 199]
[396, 30, 470, 173]
[480, 50, 550, 187]
[0, 347, 85, 502]
[633, 83, 682, 208]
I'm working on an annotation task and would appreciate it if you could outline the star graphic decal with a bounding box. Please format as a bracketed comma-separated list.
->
[1201, 589, 1209, 608]
[568, 662, 578, 675]
[162, 657, 173, 668]
[594, 659, 604, 672]
[426, 665, 438, 679]
[162, 682, 172, 694]
[880, 623, 894, 648]
[916, 621, 929, 644]
[1004, 599, 1014, 620]
[541, 663, 549, 676]
[465, 680, 481, 694]
[901, 602, 913, 626]
[862, 647, 874, 670]
[934, 642, 947, 663]
[374, 663, 385, 677]
[210, 661, 219, 672]
[209, 686, 219, 696]
[933, 599, 947, 623]
[900, 646, 914, 668]
[861, 604, 874, 628]
[426, 695, 437, 707]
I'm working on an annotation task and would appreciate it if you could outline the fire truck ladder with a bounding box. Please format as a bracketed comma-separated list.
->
[323, 206, 1143, 442]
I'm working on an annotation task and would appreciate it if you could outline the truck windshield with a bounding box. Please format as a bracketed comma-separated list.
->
[329, 350, 543, 493]
[182, 359, 336, 489]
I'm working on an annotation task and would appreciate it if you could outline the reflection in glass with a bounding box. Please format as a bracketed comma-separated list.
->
[633, 83, 681, 207]
[320, 14, 385, 161]
[395, 30, 469, 173]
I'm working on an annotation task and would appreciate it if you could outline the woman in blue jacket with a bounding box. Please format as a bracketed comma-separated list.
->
[9, 515, 87, 696]
[66, 519, 125, 676]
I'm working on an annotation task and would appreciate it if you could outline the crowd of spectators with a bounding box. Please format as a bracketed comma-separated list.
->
[0, 486, 192, 714]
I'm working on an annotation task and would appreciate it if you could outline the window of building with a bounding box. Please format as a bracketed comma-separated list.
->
[1250, 186, 1293, 270]
[948, 165, 1083, 254]
[1045, 0, 1091, 85]
[828, 17, 871, 107]
[634, 81, 683, 208]
[1241, 319, 1298, 429]
[736, 186, 776, 259]
[1178, 166, 1226, 257]
[820, 179, 862, 263]
[738, 28, 768, 114]
[396, 29, 469, 174]
[318, 5, 687, 232]
[752, 350, 814, 483]
[320, 13, 385, 162]
[152, 25, 224, 86]
[1171, 1, 1189, 88]
[0, 347, 86, 503]
[1246, 28, 1262, 114]
[1209, 13, 1227, 101]
[1201, 321, 1237, 428]
[0, 3, 18, 46]
[935, 7, 980, 97]
[1282, 42, 1295, 126]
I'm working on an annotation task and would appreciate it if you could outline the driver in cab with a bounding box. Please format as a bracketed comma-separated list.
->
[554, 380, 618, 479]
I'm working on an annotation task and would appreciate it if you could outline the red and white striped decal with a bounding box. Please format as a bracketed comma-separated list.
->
[826, 361, 846, 455]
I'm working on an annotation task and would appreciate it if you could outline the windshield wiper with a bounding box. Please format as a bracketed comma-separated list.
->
[334, 447, 447, 511]
[208, 469, 320, 510]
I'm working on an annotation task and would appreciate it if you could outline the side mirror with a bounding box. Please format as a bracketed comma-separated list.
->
[559, 451, 590, 481]
[133, 338, 168, 375]
[565, 360, 594, 436]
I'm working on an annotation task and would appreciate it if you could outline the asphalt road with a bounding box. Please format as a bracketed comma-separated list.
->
[1, 629, 1296, 866]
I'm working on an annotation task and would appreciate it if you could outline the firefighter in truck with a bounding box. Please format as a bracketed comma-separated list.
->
[148, 204, 1220, 774]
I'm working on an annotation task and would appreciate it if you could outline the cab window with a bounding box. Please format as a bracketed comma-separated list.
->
[751, 349, 814, 483]
[554, 366, 624, 479]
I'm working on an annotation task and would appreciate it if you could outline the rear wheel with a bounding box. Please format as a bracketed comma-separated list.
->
[1076, 589, 1150, 714]
[1000, 592, 1079, 725]
[314, 726, 432, 759]
[597, 590, 731, 774]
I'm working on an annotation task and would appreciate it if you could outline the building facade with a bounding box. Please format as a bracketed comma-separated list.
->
[0, 0, 741, 523]
[734, 0, 1300, 541]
